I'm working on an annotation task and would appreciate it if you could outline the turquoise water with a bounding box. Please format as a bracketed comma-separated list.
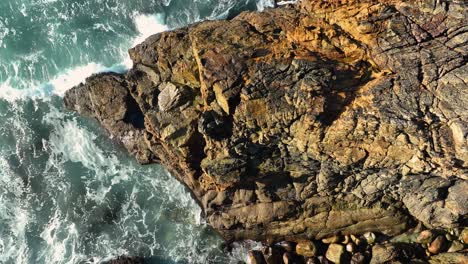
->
[0, 0, 273, 263]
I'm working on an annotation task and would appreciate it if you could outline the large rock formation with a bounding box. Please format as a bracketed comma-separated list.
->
[64, 0, 467, 243]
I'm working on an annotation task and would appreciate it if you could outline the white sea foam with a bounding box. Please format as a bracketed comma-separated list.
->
[132, 13, 168, 48]
[277, 0, 298, 6]
[256, 0, 276, 11]
[229, 240, 264, 264]
[48, 62, 107, 96]
[123, 13, 169, 68]
[0, 13, 168, 102]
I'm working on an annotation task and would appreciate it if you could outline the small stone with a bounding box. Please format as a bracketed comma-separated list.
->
[363, 232, 376, 245]
[248, 250, 266, 264]
[449, 228, 459, 236]
[447, 241, 464, 253]
[417, 230, 434, 244]
[461, 228, 468, 244]
[322, 235, 341, 244]
[351, 252, 366, 264]
[342, 236, 350, 244]
[346, 243, 355, 253]
[282, 252, 293, 264]
[354, 238, 363, 246]
[277, 241, 296, 252]
[428, 235, 446, 254]
[296, 240, 317, 257]
[370, 244, 398, 264]
[326, 244, 345, 264]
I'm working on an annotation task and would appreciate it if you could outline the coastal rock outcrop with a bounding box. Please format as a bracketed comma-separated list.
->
[64, 0, 467, 243]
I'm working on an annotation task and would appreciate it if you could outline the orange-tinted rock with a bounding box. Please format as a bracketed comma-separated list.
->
[65, 0, 468, 243]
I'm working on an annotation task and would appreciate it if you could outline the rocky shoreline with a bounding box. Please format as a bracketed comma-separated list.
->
[243, 227, 468, 264]
[65, 0, 467, 263]
[105, 227, 468, 263]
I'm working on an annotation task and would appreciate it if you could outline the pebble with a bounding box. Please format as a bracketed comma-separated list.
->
[416, 230, 434, 244]
[363, 232, 376, 245]
[447, 241, 464, 253]
[322, 235, 341, 244]
[428, 235, 446, 254]
[296, 241, 317, 257]
[282, 252, 293, 264]
[346, 243, 356, 253]
[326, 244, 345, 264]
[449, 228, 460, 236]
[461, 228, 468, 244]
[342, 235, 350, 244]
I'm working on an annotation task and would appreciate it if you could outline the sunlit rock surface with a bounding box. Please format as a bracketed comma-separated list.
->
[65, 0, 467, 243]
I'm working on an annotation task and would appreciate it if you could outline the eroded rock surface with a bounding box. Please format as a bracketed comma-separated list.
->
[64, 0, 467, 243]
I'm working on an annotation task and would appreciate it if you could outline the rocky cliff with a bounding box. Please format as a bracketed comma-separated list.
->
[64, 0, 467, 244]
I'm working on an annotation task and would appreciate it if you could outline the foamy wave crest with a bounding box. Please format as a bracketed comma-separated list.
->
[256, 0, 276, 11]
[0, 13, 168, 102]
[229, 240, 264, 264]
[123, 13, 169, 68]
[132, 13, 168, 48]
[48, 63, 107, 97]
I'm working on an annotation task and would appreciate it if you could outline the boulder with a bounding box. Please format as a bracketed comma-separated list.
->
[65, 0, 468, 244]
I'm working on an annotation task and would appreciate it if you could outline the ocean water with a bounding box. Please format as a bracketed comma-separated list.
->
[0, 0, 273, 263]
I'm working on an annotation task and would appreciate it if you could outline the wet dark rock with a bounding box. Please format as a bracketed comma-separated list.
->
[350, 252, 366, 264]
[262, 246, 283, 264]
[277, 241, 296, 253]
[198, 110, 231, 140]
[305, 257, 320, 264]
